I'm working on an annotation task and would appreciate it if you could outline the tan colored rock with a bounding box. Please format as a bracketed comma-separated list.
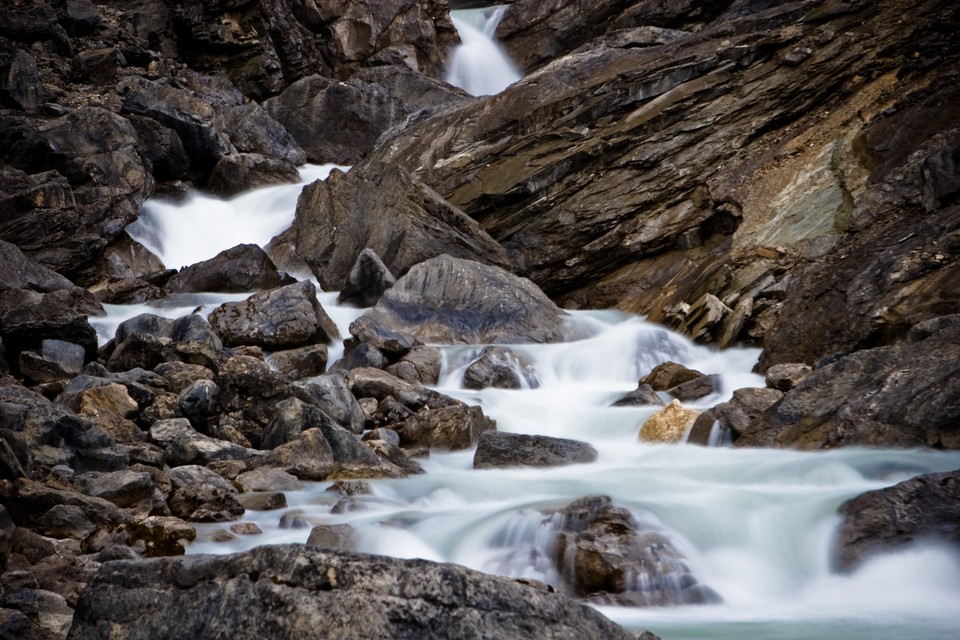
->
[638, 400, 700, 444]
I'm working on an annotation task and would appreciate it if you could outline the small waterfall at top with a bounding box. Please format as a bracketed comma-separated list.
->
[446, 6, 521, 96]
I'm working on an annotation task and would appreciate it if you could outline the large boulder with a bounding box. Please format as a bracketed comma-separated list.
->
[737, 316, 960, 449]
[834, 470, 960, 572]
[67, 545, 636, 640]
[369, 255, 567, 344]
[295, 164, 510, 292]
[166, 244, 294, 293]
[0, 239, 74, 293]
[473, 432, 597, 469]
[208, 280, 339, 350]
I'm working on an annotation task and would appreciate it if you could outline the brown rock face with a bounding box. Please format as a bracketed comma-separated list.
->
[834, 470, 960, 572]
[365, 0, 960, 367]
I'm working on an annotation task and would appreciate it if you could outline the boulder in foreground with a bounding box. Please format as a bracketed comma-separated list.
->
[67, 545, 636, 640]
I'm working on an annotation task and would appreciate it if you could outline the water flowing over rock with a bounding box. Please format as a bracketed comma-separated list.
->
[295, 164, 510, 292]
[550, 496, 718, 606]
[67, 545, 636, 640]
[835, 470, 960, 572]
[369, 255, 567, 344]
[463, 346, 539, 390]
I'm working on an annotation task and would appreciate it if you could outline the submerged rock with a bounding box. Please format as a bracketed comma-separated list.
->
[463, 347, 539, 390]
[551, 496, 718, 606]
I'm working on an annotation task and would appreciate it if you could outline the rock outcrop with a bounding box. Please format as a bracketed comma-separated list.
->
[68, 545, 635, 640]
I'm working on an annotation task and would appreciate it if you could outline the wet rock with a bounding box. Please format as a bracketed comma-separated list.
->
[474, 432, 597, 469]
[739, 316, 960, 449]
[305, 524, 356, 551]
[260, 398, 336, 450]
[710, 387, 784, 443]
[292, 374, 366, 435]
[234, 467, 303, 493]
[148, 418, 259, 467]
[235, 492, 286, 511]
[256, 428, 334, 481]
[638, 362, 705, 391]
[666, 374, 720, 402]
[330, 342, 388, 373]
[370, 255, 566, 344]
[166, 244, 295, 293]
[611, 383, 663, 407]
[126, 115, 190, 182]
[764, 363, 812, 392]
[552, 496, 718, 606]
[208, 280, 339, 350]
[394, 404, 496, 451]
[268, 344, 328, 380]
[364, 440, 425, 476]
[69, 544, 636, 639]
[463, 347, 539, 390]
[639, 400, 700, 444]
[295, 166, 510, 292]
[337, 248, 397, 308]
[348, 315, 418, 358]
[167, 483, 244, 523]
[345, 368, 460, 413]
[384, 346, 443, 386]
[205, 153, 300, 197]
[219, 103, 306, 166]
[105, 332, 170, 373]
[835, 470, 960, 572]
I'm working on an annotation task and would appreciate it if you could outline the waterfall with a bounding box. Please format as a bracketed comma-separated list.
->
[98, 174, 960, 640]
[446, 6, 521, 96]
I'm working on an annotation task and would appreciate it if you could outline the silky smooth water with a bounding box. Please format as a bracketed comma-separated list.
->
[446, 6, 521, 96]
[104, 138, 960, 640]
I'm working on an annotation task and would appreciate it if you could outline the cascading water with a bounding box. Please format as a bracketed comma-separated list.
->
[97, 173, 960, 640]
[446, 6, 521, 96]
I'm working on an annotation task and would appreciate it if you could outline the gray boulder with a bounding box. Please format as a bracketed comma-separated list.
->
[208, 280, 339, 350]
[369, 255, 567, 344]
[67, 545, 636, 640]
[295, 165, 510, 292]
[394, 405, 496, 451]
[834, 469, 960, 572]
[205, 153, 301, 197]
[166, 244, 295, 293]
[148, 418, 260, 467]
[269, 344, 329, 380]
[474, 432, 597, 469]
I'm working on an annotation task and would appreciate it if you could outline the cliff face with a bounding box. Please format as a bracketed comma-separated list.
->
[369, 0, 960, 369]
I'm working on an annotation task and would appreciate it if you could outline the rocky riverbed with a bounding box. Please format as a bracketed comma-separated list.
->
[1, 0, 959, 638]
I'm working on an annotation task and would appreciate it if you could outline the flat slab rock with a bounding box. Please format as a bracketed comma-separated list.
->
[67, 545, 636, 640]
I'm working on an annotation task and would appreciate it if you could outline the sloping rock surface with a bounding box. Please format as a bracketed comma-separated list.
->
[67, 545, 635, 640]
